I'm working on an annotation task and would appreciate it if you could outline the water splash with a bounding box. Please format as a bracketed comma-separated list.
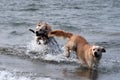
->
[26, 39, 80, 64]
[0, 70, 52, 80]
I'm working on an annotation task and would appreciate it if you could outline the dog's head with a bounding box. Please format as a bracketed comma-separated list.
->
[35, 22, 52, 44]
[36, 22, 52, 37]
[91, 45, 106, 60]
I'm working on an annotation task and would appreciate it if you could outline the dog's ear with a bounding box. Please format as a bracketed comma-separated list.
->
[101, 47, 106, 53]
[44, 22, 48, 29]
[37, 21, 41, 27]
[44, 22, 47, 26]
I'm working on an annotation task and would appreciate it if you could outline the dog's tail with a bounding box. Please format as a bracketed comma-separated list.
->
[49, 30, 73, 39]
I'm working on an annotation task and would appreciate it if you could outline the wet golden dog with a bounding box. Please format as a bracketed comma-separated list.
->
[29, 22, 52, 44]
[49, 30, 106, 69]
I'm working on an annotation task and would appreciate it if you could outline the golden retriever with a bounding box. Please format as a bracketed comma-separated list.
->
[49, 30, 106, 69]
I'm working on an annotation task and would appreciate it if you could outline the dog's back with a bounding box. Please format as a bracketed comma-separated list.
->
[49, 30, 73, 38]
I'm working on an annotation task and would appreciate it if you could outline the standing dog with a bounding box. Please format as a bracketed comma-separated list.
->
[29, 22, 52, 44]
[49, 30, 106, 69]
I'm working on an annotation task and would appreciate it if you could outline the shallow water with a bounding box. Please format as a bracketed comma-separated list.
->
[0, 0, 120, 80]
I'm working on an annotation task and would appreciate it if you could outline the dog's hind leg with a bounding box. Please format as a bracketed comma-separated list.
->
[66, 40, 76, 58]
[65, 42, 71, 58]
[66, 46, 70, 58]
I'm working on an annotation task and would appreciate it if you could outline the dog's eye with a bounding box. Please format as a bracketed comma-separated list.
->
[93, 49, 95, 51]
[97, 49, 100, 51]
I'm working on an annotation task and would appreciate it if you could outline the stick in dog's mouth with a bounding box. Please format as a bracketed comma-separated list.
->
[29, 29, 49, 44]
[29, 28, 48, 37]
[29, 29, 35, 33]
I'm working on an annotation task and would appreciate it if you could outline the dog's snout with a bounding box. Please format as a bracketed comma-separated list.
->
[94, 52, 99, 58]
[94, 52, 97, 54]
[36, 30, 46, 36]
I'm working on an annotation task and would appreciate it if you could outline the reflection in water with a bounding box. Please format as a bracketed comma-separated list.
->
[75, 67, 98, 80]
[63, 67, 98, 80]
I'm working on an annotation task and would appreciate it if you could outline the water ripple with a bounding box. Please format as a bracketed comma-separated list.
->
[95, 40, 120, 48]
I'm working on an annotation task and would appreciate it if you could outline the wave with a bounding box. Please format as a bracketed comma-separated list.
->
[96, 58, 120, 74]
[26, 39, 80, 64]
[0, 39, 80, 64]
[93, 40, 120, 48]
[10, 31, 25, 36]
[19, 8, 39, 11]
[0, 39, 120, 74]
[0, 70, 52, 80]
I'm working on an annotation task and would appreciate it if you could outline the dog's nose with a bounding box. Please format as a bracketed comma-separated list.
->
[94, 52, 99, 58]
[94, 52, 97, 54]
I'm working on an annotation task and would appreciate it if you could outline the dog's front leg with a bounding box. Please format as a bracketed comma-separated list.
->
[86, 59, 93, 69]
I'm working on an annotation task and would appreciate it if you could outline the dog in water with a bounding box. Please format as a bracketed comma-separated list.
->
[29, 22, 57, 45]
[49, 30, 106, 69]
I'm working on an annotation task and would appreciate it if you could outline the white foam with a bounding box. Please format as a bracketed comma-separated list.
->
[26, 40, 80, 64]
[0, 71, 28, 80]
[44, 52, 80, 63]
[35, 77, 52, 80]
[0, 70, 52, 80]
[27, 39, 61, 53]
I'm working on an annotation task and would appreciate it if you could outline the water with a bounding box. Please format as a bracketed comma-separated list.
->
[0, 0, 120, 80]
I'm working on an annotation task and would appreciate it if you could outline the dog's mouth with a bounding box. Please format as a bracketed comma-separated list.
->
[94, 52, 102, 60]
[36, 29, 50, 45]
[36, 31, 45, 36]
[36, 30, 48, 37]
